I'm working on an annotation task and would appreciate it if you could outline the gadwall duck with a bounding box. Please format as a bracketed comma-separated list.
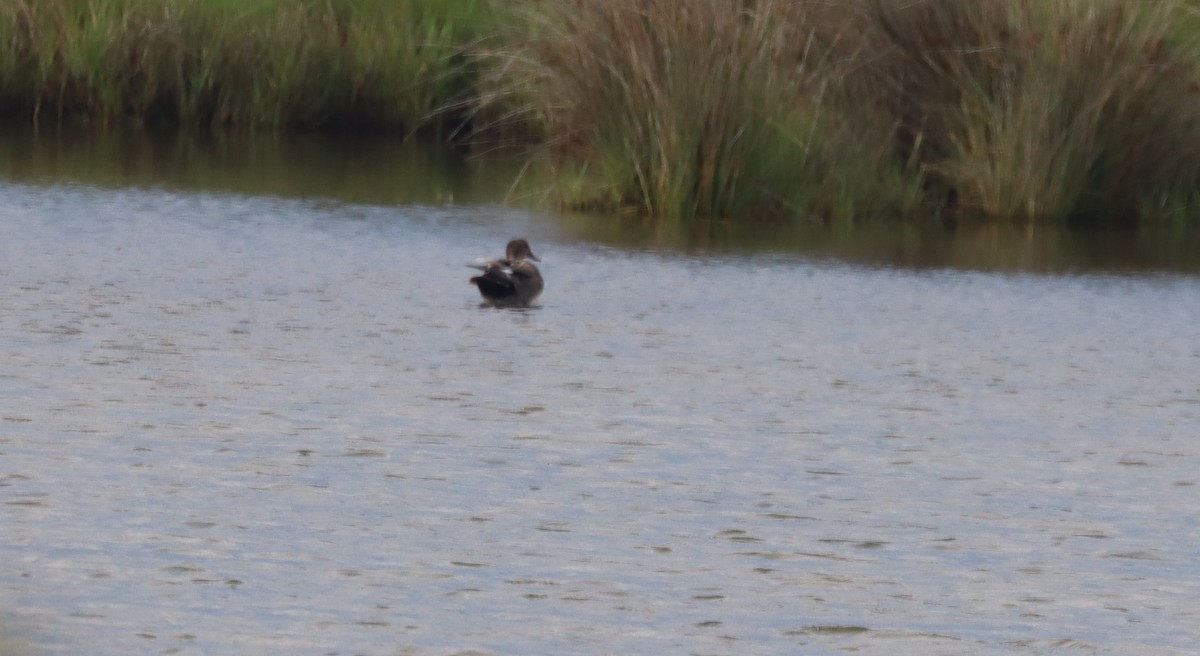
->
[468, 238, 544, 307]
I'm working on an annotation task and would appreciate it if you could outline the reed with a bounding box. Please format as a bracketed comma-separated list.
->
[480, 0, 924, 220]
[484, 0, 1200, 223]
[1, 0, 1199, 223]
[0, 0, 490, 132]
[858, 0, 1200, 222]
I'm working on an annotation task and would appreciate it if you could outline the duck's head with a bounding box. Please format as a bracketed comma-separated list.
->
[506, 238, 540, 262]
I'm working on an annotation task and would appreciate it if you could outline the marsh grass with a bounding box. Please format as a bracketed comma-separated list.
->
[861, 0, 1200, 222]
[1, 0, 1198, 223]
[481, 0, 924, 220]
[0, 0, 491, 132]
[484, 0, 1200, 222]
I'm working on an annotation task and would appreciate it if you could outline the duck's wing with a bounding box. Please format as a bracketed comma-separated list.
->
[469, 263, 517, 298]
[507, 260, 540, 282]
[466, 258, 496, 272]
[466, 257, 513, 272]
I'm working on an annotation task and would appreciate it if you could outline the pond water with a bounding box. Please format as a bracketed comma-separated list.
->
[1, 132, 1199, 655]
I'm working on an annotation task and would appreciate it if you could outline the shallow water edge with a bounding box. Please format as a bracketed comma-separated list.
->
[0, 127, 1197, 274]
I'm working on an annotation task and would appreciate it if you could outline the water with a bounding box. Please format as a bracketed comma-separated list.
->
[1, 136, 1199, 655]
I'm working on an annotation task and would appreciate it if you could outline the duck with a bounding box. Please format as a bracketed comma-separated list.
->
[468, 238, 544, 307]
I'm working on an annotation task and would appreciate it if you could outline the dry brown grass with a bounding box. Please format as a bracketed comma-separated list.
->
[2, 0, 1199, 223]
[480, 0, 923, 220]
[856, 0, 1200, 221]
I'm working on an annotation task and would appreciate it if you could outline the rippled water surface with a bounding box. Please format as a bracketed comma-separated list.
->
[2, 177, 1199, 655]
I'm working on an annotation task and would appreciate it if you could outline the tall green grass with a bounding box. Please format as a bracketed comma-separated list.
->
[485, 0, 1200, 223]
[480, 0, 923, 220]
[0, 0, 491, 132]
[1, 0, 1199, 223]
[860, 0, 1200, 222]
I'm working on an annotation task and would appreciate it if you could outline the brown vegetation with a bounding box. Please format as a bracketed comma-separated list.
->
[2, 0, 1199, 223]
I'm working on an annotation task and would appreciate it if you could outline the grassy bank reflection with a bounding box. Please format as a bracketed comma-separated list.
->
[0, 127, 520, 206]
[542, 212, 1200, 274]
[0, 127, 1196, 274]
